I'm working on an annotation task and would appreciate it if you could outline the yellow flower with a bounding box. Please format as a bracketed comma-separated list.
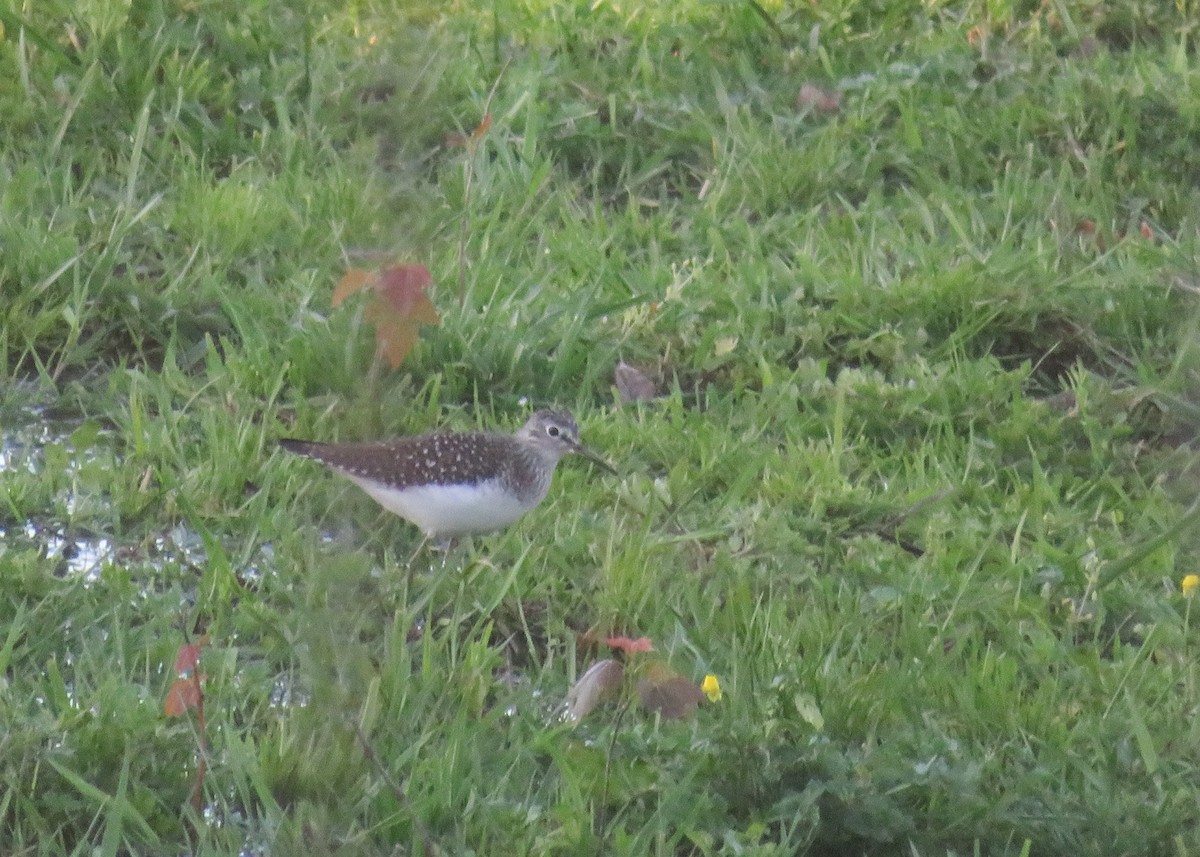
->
[701, 674, 722, 702]
[1183, 574, 1199, 598]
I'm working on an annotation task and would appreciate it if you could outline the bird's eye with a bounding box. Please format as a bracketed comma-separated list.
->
[547, 425, 560, 437]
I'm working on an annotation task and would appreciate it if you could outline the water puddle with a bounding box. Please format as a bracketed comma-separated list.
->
[1, 390, 112, 577]
[0, 388, 269, 585]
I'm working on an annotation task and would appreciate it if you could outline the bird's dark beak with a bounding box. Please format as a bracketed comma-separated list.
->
[574, 442, 618, 476]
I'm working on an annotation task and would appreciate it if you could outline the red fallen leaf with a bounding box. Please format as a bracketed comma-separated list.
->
[173, 634, 209, 674]
[1140, 221, 1153, 240]
[636, 662, 705, 719]
[1072, 219, 1106, 251]
[374, 264, 434, 316]
[164, 677, 201, 717]
[564, 658, 625, 722]
[606, 635, 654, 654]
[332, 268, 377, 307]
[174, 644, 202, 675]
[331, 263, 440, 369]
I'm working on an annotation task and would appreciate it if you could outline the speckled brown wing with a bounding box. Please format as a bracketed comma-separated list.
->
[279, 432, 517, 489]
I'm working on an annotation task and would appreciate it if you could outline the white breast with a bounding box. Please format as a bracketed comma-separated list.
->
[345, 475, 534, 537]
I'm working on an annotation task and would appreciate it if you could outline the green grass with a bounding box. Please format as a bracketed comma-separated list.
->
[3, 0, 1200, 854]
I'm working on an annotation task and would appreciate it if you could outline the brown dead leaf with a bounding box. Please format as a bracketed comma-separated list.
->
[565, 659, 625, 722]
[636, 662, 705, 719]
[1042, 389, 1079, 415]
[796, 83, 841, 114]
[615, 361, 657, 404]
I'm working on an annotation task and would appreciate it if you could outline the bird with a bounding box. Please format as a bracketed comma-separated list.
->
[279, 409, 614, 539]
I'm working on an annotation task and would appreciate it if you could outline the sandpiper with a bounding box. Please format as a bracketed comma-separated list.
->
[279, 409, 614, 538]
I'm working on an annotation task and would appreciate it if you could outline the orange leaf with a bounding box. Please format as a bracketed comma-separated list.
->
[377, 320, 422, 368]
[408, 292, 441, 326]
[164, 677, 201, 717]
[471, 113, 493, 142]
[565, 659, 625, 722]
[606, 635, 654, 654]
[332, 268, 377, 307]
[365, 301, 423, 368]
[1139, 221, 1153, 240]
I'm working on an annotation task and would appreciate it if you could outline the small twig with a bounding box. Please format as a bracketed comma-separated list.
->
[457, 57, 512, 305]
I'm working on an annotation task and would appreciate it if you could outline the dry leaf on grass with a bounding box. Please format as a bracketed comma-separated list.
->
[331, 263, 440, 368]
[565, 658, 625, 722]
[796, 83, 841, 113]
[615, 361, 657, 403]
[637, 662, 705, 720]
